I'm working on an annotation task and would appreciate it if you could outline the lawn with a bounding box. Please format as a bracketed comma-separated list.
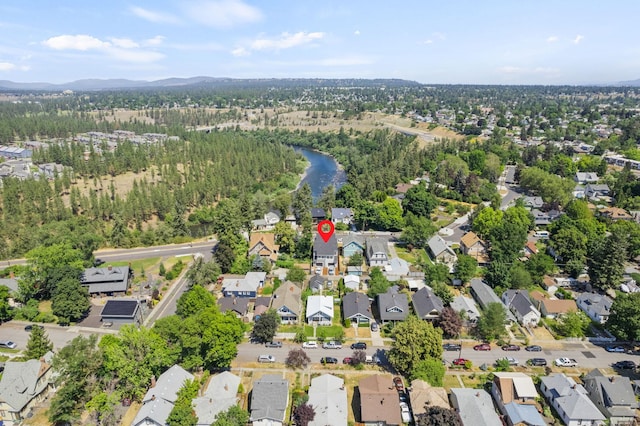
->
[305, 325, 344, 339]
[395, 245, 430, 265]
[104, 257, 162, 277]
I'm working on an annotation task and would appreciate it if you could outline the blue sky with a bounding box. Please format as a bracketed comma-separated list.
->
[0, 0, 639, 85]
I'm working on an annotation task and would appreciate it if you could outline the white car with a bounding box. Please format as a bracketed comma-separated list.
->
[258, 355, 275, 363]
[302, 341, 318, 349]
[555, 357, 578, 367]
[322, 341, 342, 349]
[497, 357, 519, 366]
[399, 402, 412, 423]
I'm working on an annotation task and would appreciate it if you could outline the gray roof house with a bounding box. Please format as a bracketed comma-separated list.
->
[412, 287, 444, 321]
[450, 388, 502, 426]
[217, 296, 250, 318]
[81, 265, 130, 294]
[377, 286, 409, 324]
[343, 274, 360, 291]
[251, 211, 281, 231]
[134, 365, 195, 426]
[522, 196, 544, 209]
[366, 238, 389, 267]
[491, 372, 544, 426]
[331, 208, 353, 225]
[575, 172, 599, 184]
[0, 356, 54, 425]
[271, 282, 302, 324]
[221, 272, 266, 298]
[250, 374, 289, 426]
[306, 295, 334, 325]
[313, 233, 338, 268]
[308, 275, 326, 293]
[307, 374, 348, 426]
[426, 235, 457, 270]
[501, 290, 541, 326]
[530, 209, 562, 226]
[341, 235, 365, 259]
[342, 292, 374, 324]
[577, 293, 612, 324]
[193, 371, 241, 426]
[100, 299, 142, 326]
[583, 369, 637, 425]
[470, 279, 516, 323]
[311, 208, 326, 224]
[451, 295, 481, 325]
[540, 374, 605, 426]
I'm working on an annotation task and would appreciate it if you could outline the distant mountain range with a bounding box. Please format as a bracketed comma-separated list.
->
[0, 76, 421, 91]
[618, 78, 640, 86]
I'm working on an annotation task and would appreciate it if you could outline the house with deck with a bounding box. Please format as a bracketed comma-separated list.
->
[221, 272, 266, 298]
[248, 233, 279, 264]
[501, 290, 541, 327]
[359, 375, 403, 426]
[577, 293, 612, 324]
[412, 287, 444, 321]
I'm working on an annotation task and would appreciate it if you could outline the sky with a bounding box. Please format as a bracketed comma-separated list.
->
[0, 0, 639, 85]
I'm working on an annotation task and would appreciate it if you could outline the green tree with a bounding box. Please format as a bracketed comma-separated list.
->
[252, 310, 280, 343]
[286, 266, 307, 283]
[388, 316, 443, 377]
[454, 254, 477, 284]
[274, 221, 297, 254]
[367, 267, 390, 298]
[0, 285, 13, 323]
[348, 252, 364, 266]
[176, 285, 216, 319]
[212, 405, 250, 426]
[85, 391, 121, 426]
[471, 206, 503, 239]
[607, 293, 640, 341]
[554, 310, 590, 338]
[526, 253, 556, 283]
[430, 281, 453, 306]
[411, 358, 445, 386]
[214, 241, 236, 274]
[508, 264, 533, 289]
[51, 277, 90, 323]
[24, 325, 53, 360]
[375, 197, 404, 230]
[477, 302, 507, 341]
[318, 184, 336, 215]
[167, 379, 199, 426]
[185, 258, 220, 287]
[402, 183, 438, 218]
[292, 183, 313, 223]
[401, 212, 437, 248]
[588, 231, 628, 291]
[551, 226, 588, 266]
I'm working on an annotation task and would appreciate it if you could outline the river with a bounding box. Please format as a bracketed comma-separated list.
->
[294, 147, 347, 202]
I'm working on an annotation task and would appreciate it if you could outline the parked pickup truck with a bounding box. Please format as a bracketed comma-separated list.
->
[322, 341, 343, 349]
[555, 357, 578, 367]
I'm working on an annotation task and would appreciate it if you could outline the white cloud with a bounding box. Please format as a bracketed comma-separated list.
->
[231, 47, 250, 57]
[130, 6, 181, 24]
[43, 34, 110, 51]
[547, 36, 558, 42]
[0, 62, 16, 71]
[423, 39, 433, 45]
[354, 30, 360, 36]
[184, 0, 262, 28]
[433, 32, 446, 40]
[250, 32, 325, 51]
[109, 49, 164, 63]
[144, 36, 165, 46]
[110, 38, 139, 49]
[499, 66, 522, 74]
[573, 35, 584, 44]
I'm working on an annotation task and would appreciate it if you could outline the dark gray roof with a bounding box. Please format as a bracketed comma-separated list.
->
[250, 375, 289, 423]
[342, 292, 374, 321]
[254, 296, 272, 309]
[366, 238, 388, 258]
[0, 359, 51, 412]
[100, 300, 139, 318]
[313, 233, 338, 256]
[331, 208, 353, 220]
[470, 279, 516, 322]
[311, 208, 326, 219]
[217, 296, 249, 315]
[583, 369, 637, 418]
[377, 287, 409, 322]
[427, 235, 453, 257]
[503, 290, 537, 318]
[412, 287, 444, 319]
[81, 266, 129, 293]
[308, 275, 325, 290]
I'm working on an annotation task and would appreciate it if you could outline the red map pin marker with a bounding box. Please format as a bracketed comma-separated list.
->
[317, 220, 335, 243]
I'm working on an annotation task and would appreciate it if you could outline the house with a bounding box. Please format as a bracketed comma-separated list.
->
[254, 296, 272, 319]
[250, 374, 289, 426]
[377, 286, 409, 324]
[470, 279, 516, 323]
[530, 209, 562, 226]
[384, 258, 411, 282]
[460, 231, 489, 264]
[331, 208, 353, 225]
[523, 241, 538, 258]
[449, 388, 502, 426]
[539, 374, 605, 426]
[426, 235, 457, 270]
[307, 374, 348, 426]
[395, 183, 414, 194]
[248, 233, 279, 264]
[366, 238, 389, 267]
[341, 235, 365, 259]
[577, 293, 612, 324]
[100, 299, 142, 326]
[575, 172, 599, 184]
[501, 290, 541, 327]
[503, 403, 547, 426]
[347, 265, 364, 276]
[311, 208, 326, 224]
[583, 369, 637, 425]
[0, 355, 54, 425]
[81, 265, 131, 295]
[308, 275, 326, 293]
[343, 292, 374, 324]
[343, 274, 360, 291]
[37, 163, 64, 180]
[491, 372, 544, 426]
[272, 282, 302, 324]
[573, 184, 586, 199]
[359, 375, 403, 426]
[217, 296, 250, 318]
[0, 276, 19, 306]
[412, 287, 444, 321]
[598, 207, 633, 221]
[530, 291, 577, 319]
[313, 233, 338, 271]
[251, 211, 280, 231]
[451, 295, 481, 325]
[221, 272, 266, 298]
[306, 295, 334, 325]
[408, 380, 450, 418]
[134, 365, 195, 426]
[193, 371, 241, 426]
[585, 184, 611, 200]
[522, 196, 544, 209]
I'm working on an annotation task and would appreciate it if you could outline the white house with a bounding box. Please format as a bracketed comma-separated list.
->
[306, 295, 334, 325]
[540, 374, 605, 426]
[501, 290, 541, 327]
[343, 275, 360, 291]
[576, 293, 612, 324]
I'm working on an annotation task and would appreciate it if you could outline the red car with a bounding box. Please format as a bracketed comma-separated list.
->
[343, 357, 353, 365]
[393, 376, 404, 391]
[502, 344, 521, 351]
[453, 358, 468, 365]
[474, 343, 491, 351]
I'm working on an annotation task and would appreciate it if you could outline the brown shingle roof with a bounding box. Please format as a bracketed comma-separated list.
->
[359, 375, 402, 425]
[249, 233, 279, 262]
[460, 231, 481, 249]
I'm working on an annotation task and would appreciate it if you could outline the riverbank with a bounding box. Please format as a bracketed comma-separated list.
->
[293, 146, 347, 200]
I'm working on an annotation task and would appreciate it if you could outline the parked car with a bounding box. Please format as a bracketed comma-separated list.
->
[497, 357, 519, 366]
[527, 358, 547, 367]
[370, 323, 379, 332]
[613, 360, 636, 370]
[24, 324, 43, 332]
[321, 357, 338, 364]
[393, 376, 404, 392]
[322, 341, 343, 349]
[400, 402, 412, 423]
[302, 341, 318, 349]
[502, 344, 521, 351]
[0, 340, 17, 349]
[453, 358, 468, 366]
[473, 343, 491, 351]
[366, 355, 381, 365]
[258, 355, 275, 363]
[606, 345, 626, 353]
[265, 341, 282, 348]
[443, 343, 462, 351]
[343, 357, 353, 365]
[525, 345, 542, 352]
[351, 342, 367, 350]
[555, 357, 578, 367]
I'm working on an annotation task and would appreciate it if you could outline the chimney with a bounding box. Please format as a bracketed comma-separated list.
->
[108, 265, 112, 271]
[151, 394, 156, 401]
[150, 375, 156, 388]
[475, 392, 480, 397]
[224, 384, 228, 391]
[233, 298, 237, 305]
[381, 398, 384, 405]
[290, 286, 294, 292]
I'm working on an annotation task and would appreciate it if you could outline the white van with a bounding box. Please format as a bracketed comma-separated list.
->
[534, 230, 549, 239]
[258, 354, 275, 363]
